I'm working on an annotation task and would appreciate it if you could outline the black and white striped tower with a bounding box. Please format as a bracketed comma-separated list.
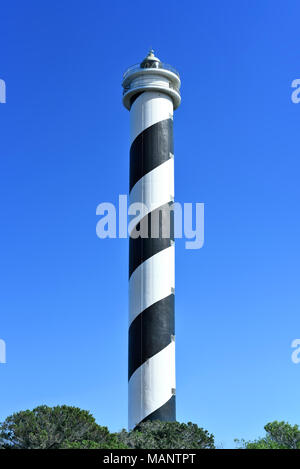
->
[122, 50, 181, 430]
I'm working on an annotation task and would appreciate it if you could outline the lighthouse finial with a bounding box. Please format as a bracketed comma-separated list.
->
[141, 48, 160, 65]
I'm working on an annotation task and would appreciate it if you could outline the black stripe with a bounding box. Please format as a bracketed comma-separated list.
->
[137, 396, 176, 428]
[130, 91, 145, 108]
[129, 202, 174, 278]
[128, 294, 174, 380]
[130, 118, 173, 192]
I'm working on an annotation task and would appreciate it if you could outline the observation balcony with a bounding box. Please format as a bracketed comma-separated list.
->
[122, 50, 181, 110]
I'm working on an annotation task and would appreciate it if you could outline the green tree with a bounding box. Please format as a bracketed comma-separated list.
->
[118, 420, 215, 449]
[0, 405, 119, 449]
[235, 421, 300, 449]
[62, 438, 128, 449]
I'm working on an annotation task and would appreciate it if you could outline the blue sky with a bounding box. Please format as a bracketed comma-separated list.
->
[0, 0, 299, 448]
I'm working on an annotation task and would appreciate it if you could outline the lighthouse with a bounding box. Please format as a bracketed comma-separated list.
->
[122, 50, 181, 430]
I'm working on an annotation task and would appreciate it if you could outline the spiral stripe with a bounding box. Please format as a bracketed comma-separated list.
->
[128, 341, 176, 429]
[128, 91, 176, 430]
[128, 245, 174, 326]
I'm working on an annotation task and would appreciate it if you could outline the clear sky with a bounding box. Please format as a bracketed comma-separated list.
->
[1, 0, 299, 449]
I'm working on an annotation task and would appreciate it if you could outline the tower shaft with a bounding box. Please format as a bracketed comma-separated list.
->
[128, 91, 176, 429]
[122, 51, 181, 430]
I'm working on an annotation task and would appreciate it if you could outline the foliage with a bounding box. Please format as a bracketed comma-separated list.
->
[117, 420, 215, 449]
[62, 438, 128, 449]
[0, 405, 118, 449]
[5, 404, 299, 450]
[235, 421, 300, 449]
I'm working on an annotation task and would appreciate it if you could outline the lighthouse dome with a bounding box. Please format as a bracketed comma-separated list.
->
[122, 50, 181, 110]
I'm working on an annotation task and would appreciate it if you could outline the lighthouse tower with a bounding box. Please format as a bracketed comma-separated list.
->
[122, 50, 181, 430]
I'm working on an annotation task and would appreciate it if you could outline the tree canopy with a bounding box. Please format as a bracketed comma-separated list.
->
[0, 405, 125, 449]
[235, 421, 300, 449]
[0, 405, 215, 449]
[2, 405, 299, 450]
[117, 420, 215, 449]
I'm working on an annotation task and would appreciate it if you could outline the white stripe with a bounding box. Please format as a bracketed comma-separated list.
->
[129, 158, 174, 221]
[129, 246, 175, 326]
[128, 341, 176, 430]
[130, 91, 173, 144]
